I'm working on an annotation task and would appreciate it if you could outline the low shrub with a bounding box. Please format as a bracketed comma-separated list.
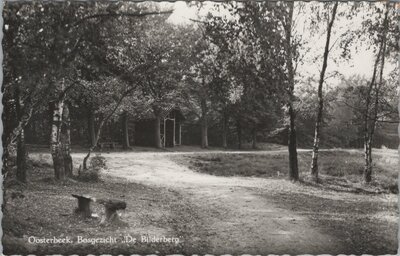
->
[76, 168, 100, 182]
[90, 154, 107, 170]
[75, 154, 106, 182]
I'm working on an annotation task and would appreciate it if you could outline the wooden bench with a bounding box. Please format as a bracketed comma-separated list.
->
[99, 142, 117, 150]
[72, 194, 95, 218]
[72, 194, 127, 225]
[97, 198, 127, 225]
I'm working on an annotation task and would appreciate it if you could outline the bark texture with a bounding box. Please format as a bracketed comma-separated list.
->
[310, 2, 338, 181]
[61, 103, 73, 177]
[155, 115, 162, 148]
[51, 99, 66, 180]
[363, 5, 389, 183]
[283, 1, 299, 181]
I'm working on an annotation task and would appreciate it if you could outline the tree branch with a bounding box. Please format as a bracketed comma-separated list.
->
[73, 10, 173, 27]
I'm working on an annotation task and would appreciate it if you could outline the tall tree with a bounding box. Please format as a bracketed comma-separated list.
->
[281, 2, 300, 181]
[310, 1, 339, 181]
[362, 3, 390, 183]
[203, 2, 286, 149]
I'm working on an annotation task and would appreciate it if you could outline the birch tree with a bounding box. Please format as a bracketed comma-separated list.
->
[310, 1, 339, 181]
[360, 2, 396, 182]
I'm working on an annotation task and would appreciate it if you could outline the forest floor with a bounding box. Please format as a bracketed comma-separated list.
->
[3, 146, 398, 254]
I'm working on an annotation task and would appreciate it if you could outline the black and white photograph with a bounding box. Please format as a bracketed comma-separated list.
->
[2, 0, 399, 254]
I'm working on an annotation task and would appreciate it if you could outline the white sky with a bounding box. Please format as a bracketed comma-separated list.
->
[166, 1, 397, 87]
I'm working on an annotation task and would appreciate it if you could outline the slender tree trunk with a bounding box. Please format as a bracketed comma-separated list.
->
[364, 138, 373, 182]
[363, 4, 388, 183]
[83, 120, 104, 170]
[200, 98, 208, 148]
[16, 128, 27, 183]
[83, 113, 119, 169]
[288, 104, 299, 181]
[283, 1, 299, 181]
[122, 112, 130, 149]
[152, 105, 163, 149]
[61, 103, 73, 177]
[155, 115, 162, 148]
[252, 125, 257, 150]
[88, 108, 96, 147]
[363, 56, 380, 183]
[222, 110, 228, 149]
[82, 89, 134, 170]
[50, 100, 66, 180]
[201, 121, 208, 148]
[310, 2, 338, 181]
[236, 119, 242, 149]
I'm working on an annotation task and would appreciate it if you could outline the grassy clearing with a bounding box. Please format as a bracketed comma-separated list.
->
[173, 149, 398, 193]
[3, 157, 209, 255]
[266, 190, 397, 254]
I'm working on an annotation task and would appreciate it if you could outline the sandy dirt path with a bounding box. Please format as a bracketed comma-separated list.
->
[98, 152, 345, 254]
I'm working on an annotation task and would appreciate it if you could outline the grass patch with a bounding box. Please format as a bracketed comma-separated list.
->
[266, 190, 398, 254]
[174, 150, 398, 193]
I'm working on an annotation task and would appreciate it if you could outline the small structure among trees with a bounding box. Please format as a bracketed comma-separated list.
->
[130, 105, 185, 148]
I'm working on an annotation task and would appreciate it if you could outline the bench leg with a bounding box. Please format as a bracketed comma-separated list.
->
[75, 198, 92, 218]
[99, 207, 128, 227]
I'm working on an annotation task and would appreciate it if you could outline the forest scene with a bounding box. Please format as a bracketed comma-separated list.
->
[2, 1, 399, 255]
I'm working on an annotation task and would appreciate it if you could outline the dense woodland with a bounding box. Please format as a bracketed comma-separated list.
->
[3, 1, 399, 185]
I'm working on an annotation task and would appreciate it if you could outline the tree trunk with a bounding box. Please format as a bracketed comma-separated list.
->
[83, 89, 134, 170]
[364, 138, 373, 182]
[88, 108, 96, 147]
[200, 98, 208, 148]
[222, 111, 228, 149]
[155, 115, 162, 148]
[83, 117, 107, 170]
[284, 1, 299, 181]
[122, 112, 130, 149]
[16, 128, 27, 183]
[363, 54, 380, 183]
[201, 121, 208, 148]
[51, 100, 66, 180]
[252, 126, 257, 150]
[236, 119, 242, 149]
[310, 2, 338, 181]
[363, 4, 388, 183]
[288, 104, 299, 181]
[61, 103, 73, 177]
